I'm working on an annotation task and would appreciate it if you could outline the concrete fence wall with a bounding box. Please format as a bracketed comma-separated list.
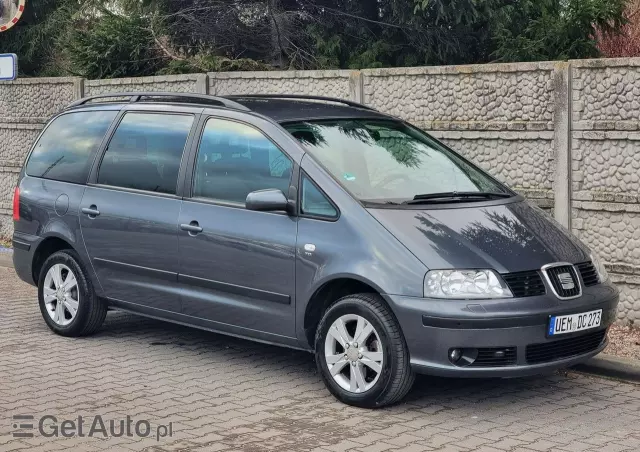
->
[0, 59, 638, 324]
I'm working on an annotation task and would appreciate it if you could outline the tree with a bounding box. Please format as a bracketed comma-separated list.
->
[305, 0, 488, 68]
[490, 0, 627, 62]
[0, 0, 81, 76]
[0, 0, 631, 77]
[598, 0, 640, 57]
[65, 12, 160, 79]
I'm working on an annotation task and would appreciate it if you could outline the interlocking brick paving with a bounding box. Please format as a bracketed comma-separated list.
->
[0, 267, 638, 451]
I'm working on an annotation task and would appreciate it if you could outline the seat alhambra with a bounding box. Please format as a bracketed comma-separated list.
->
[13, 93, 618, 407]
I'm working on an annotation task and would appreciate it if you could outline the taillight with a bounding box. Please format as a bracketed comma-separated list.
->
[12, 186, 19, 221]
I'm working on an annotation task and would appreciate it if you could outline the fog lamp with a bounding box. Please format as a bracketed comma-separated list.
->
[449, 348, 462, 363]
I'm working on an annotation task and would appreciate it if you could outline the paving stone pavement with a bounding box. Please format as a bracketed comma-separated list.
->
[0, 267, 639, 452]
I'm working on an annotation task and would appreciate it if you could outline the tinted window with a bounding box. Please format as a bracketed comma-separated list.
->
[98, 113, 193, 194]
[26, 111, 117, 184]
[193, 119, 292, 204]
[301, 175, 337, 218]
[285, 120, 509, 203]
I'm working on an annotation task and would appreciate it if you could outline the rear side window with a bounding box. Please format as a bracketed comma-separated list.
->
[193, 118, 292, 204]
[26, 111, 117, 184]
[98, 113, 194, 195]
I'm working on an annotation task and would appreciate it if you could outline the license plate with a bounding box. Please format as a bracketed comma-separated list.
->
[548, 309, 602, 336]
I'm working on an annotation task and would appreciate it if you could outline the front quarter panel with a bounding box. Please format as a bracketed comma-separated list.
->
[295, 155, 427, 345]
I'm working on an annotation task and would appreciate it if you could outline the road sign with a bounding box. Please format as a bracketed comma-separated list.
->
[0, 53, 17, 81]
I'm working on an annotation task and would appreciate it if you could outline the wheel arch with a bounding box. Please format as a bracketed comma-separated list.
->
[302, 274, 393, 349]
[31, 233, 79, 285]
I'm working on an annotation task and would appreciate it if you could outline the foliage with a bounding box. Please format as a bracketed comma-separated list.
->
[0, 0, 631, 77]
[65, 13, 160, 79]
[490, 0, 628, 62]
[157, 54, 273, 75]
[598, 0, 640, 57]
[0, 0, 79, 76]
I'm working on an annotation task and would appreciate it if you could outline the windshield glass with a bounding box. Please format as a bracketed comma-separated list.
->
[284, 119, 510, 203]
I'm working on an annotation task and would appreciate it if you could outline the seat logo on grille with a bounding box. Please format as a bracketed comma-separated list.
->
[558, 273, 575, 290]
[541, 263, 582, 300]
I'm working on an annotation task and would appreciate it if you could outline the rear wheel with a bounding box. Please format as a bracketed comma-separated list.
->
[315, 293, 414, 408]
[38, 250, 106, 337]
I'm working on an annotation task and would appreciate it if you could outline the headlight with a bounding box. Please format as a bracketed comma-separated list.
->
[591, 253, 608, 283]
[424, 269, 513, 299]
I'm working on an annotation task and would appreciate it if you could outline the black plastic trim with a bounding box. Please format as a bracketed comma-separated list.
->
[178, 274, 291, 305]
[12, 239, 31, 251]
[93, 257, 177, 282]
[68, 92, 251, 111]
[87, 184, 182, 200]
[422, 314, 547, 329]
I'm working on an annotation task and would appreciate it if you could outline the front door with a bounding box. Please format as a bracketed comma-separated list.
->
[80, 111, 196, 312]
[178, 117, 297, 337]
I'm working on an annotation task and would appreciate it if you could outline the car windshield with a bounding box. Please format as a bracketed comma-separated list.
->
[284, 119, 510, 204]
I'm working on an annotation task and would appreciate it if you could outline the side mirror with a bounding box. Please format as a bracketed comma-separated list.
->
[246, 189, 289, 212]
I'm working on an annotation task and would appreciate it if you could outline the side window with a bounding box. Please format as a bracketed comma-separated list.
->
[301, 174, 338, 218]
[193, 118, 293, 204]
[26, 111, 117, 184]
[98, 113, 194, 194]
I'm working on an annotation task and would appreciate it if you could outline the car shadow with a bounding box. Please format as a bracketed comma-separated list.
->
[97, 310, 584, 408]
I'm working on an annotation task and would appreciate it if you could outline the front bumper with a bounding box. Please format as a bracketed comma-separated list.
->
[386, 282, 619, 377]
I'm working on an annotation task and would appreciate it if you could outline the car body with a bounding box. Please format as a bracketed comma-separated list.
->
[12, 93, 618, 407]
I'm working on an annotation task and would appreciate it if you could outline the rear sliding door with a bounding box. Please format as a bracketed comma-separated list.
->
[79, 111, 197, 312]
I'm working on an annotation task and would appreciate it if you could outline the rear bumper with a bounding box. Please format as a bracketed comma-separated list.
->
[12, 231, 40, 286]
[386, 282, 619, 377]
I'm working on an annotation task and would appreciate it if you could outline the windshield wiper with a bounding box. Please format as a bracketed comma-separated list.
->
[403, 191, 512, 204]
[361, 200, 403, 206]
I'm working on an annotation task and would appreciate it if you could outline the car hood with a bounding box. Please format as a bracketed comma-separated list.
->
[368, 200, 590, 273]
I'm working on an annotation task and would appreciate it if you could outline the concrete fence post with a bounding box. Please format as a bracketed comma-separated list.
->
[195, 74, 209, 94]
[349, 71, 364, 104]
[552, 62, 572, 229]
[73, 77, 85, 100]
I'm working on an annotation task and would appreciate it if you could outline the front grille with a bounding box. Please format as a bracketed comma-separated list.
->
[576, 261, 599, 287]
[470, 347, 517, 367]
[543, 265, 581, 299]
[502, 271, 546, 297]
[526, 330, 607, 364]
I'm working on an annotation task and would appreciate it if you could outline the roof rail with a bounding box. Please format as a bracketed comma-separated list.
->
[66, 92, 251, 111]
[225, 94, 377, 111]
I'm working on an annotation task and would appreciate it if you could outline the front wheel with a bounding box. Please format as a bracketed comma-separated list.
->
[315, 293, 414, 408]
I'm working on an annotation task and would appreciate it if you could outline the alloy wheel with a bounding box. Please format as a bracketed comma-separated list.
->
[324, 314, 384, 393]
[43, 264, 79, 326]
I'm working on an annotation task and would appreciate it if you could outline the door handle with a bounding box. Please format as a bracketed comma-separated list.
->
[180, 222, 203, 235]
[81, 205, 100, 218]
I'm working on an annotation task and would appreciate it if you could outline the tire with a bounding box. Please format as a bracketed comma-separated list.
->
[37, 250, 107, 337]
[315, 293, 415, 408]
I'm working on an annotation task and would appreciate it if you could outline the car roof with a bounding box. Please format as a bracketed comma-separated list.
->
[64, 92, 395, 124]
[227, 97, 393, 123]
